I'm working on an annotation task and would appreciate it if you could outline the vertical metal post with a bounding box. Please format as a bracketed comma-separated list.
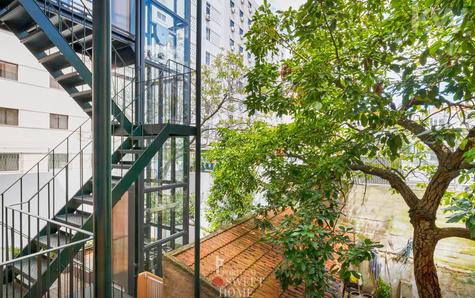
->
[133, 1, 146, 294]
[93, 0, 112, 296]
[194, 0, 202, 297]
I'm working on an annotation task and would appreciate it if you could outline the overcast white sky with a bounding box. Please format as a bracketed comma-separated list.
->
[256, 0, 307, 10]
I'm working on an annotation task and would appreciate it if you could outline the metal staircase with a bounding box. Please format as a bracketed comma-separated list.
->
[0, 0, 195, 296]
[0, 0, 135, 132]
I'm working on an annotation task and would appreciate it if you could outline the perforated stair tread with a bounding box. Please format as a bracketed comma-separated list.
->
[72, 194, 94, 205]
[37, 230, 72, 247]
[2, 282, 23, 297]
[13, 255, 49, 282]
[39, 51, 70, 71]
[55, 71, 85, 88]
[55, 212, 90, 227]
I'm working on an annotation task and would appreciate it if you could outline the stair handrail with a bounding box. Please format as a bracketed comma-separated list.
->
[0, 237, 92, 266]
[39, 0, 131, 70]
[0, 118, 91, 196]
[9, 79, 145, 210]
[4, 206, 93, 236]
[8, 139, 92, 209]
[62, 0, 131, 69]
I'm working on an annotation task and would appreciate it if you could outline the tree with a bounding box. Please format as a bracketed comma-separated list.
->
[200, 52, 249, 146]
[206, 0, 475, 297]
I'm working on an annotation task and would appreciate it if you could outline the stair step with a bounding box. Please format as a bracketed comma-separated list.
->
[71, 33, 93, 51]
[118, 148, 145, 154]
[39, 51, 70, 72]
[55, 211, 90, 227]
[13, 255, 49, 282]
[0, 2, 29, 25]
[62, 23, 92, 42]
[144, 182, 187, 193]
[71, 89, 92, 103]
[83, 106, 92, 115]
[72, 194, 94, 206]
[129, 135, 157, 140]
[37, 230, 71, 248]
[55, 71, 84, 88]
[2, 281, 23, 297]
[112, 163, 132, 170]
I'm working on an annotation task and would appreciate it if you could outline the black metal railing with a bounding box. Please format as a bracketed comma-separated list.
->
[0, 61, 193, 294]
[35, 0, 135, 96]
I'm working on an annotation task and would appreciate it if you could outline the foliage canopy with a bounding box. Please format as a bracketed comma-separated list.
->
[206, 0, 475, 296]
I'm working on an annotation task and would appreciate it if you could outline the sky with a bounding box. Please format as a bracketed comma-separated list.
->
[256, 0, 307, 10]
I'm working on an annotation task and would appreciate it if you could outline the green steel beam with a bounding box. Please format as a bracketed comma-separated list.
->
[195, 0, 202, 297]
[92, 0, 113, 296]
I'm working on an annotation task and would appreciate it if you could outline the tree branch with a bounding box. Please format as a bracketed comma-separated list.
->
[397, 117, 451, 160]
[201, 93, 230, 127]
[349, 163, 420, 208]
[451, 126, 475, 168]
[436, 227, 473, 241]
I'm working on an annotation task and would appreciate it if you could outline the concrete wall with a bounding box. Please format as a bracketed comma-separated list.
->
[344, 185, 475, 297]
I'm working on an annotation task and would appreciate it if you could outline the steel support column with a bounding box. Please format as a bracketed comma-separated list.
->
[194, 0, 202, 297]
[92, 0, 112, 296]
[133, 0, 146, 291]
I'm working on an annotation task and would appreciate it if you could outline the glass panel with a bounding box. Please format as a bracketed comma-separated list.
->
[0, 108, 18, 125]
[0, 154, 19, 171]
[0, 61, 18, 81]
[6, 109, 18, 125]
[50, 114, 68, 129]
[112, 0, 132, 33]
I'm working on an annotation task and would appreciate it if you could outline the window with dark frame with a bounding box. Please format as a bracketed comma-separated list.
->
[0, 153, 19, 171]
[0, 60, 18, 81]
[206, 27, 211, 41]
[205, 51, 211, 65]
[50, 113, 68, 130]
[48, 153, 68, 170]
[206, 2, 211, 16]
[0, 107, 19, 126]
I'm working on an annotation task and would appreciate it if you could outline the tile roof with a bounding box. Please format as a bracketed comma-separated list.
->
[169, 210, 342, 297]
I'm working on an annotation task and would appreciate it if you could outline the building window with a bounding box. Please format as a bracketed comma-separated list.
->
[230, 39, 235, 48]
[206, 27, 211, 41]
[0, 107, 19, 126]
[230, 0, 235, 8]
[205, 2, 211, 16]
[205, 52, 211, 65]
[48, 153, 68, 170]
[240, 10, 244, 18]
[50, 113, 68, 130]
[239, 46, 244, 53]
[0, 60, 18, 81]
[230, 20, 235, 29]
[247, 52, 252, 60]
[248, 19, 252, 26]
[49, 76, 61, 89]
[248, 1, 252, 9]
[0, 153, 19, 171]
[239, 28, 244, 37]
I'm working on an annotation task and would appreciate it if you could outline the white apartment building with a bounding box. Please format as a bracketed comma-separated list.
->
[0, 28, 89, 188]
[190, 0, 258, 67]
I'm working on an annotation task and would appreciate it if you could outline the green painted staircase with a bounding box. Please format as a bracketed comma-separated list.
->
[0, 0, 195, 296]
[0, 0, 135, 133]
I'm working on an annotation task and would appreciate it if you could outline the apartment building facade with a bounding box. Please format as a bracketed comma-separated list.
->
[190, 0, 258, 67]
[0, 28, 89, 185]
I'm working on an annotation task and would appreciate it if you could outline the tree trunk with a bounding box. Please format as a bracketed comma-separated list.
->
[412, 218, 441, 298]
